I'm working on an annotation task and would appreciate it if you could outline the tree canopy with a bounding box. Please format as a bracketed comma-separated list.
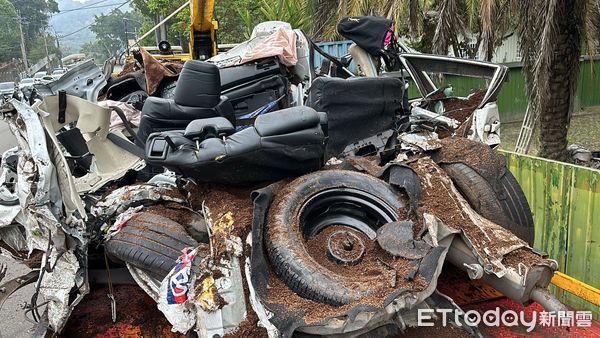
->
[9, 0, 59, 51]
[0, 0, 22, 61]
[81, 9, 143, 61]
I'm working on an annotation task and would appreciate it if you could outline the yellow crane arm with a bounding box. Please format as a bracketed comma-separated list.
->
[189, 0, 218, 60]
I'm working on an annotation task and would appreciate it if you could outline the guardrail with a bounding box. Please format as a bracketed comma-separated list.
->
[502, 151, 600, 318]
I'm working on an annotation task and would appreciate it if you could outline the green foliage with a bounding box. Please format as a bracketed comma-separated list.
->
[80, 41, 108, 61]
[257, 0, 311, 31]
[237, 7, 255, 39]
[9, 0, 59, 51]
[217, 0, 261, 42]
[132, 0, 190, 48]
[236, 0, 311, 40]
[28, 34, 60, 62]
[0, 0, 21, 61]
[83, 9, 143, 60]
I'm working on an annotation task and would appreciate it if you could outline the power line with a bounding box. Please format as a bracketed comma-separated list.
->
[54, 0, 125, 16]
[69, 0, 114, 10]
[56, 0, 132, 39]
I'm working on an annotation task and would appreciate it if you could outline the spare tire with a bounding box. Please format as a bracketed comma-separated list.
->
[265, 170, 407, 306]
[105, 211, 198, 278]
[442, 163, 534, 245]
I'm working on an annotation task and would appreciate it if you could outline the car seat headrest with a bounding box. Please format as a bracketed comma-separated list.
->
[174, 60, 221, 108]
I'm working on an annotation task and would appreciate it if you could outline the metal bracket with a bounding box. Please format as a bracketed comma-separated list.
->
[0, 269, 39, 310]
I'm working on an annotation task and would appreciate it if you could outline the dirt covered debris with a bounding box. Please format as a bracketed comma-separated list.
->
[428, 90, 486, 138]
[408, 157, 549, 271]
[61, 284, 183, 337]
[433, 136, 506, 179]
[264, 171, 428, 325]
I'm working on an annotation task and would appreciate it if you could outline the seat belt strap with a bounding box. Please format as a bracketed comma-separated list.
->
[107, 133, 145, 158]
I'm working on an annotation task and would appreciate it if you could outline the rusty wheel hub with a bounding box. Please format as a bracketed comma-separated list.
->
[327, 229, 366, 265]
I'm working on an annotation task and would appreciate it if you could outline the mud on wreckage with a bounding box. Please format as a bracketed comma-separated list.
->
[0, 17, 563, 337]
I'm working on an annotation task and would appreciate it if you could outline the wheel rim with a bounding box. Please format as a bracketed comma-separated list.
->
[299, 187, 398, 240]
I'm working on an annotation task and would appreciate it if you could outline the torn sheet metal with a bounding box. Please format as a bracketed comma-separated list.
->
[244, 238, 279, 338]
[192, 204, 246, 336]
[9, 99, 87, 227]
[92, 184, 186, 219]
[411, 157, 526, 276]
[0, 147, 21, 226]
[1, 100, 89, 332]
[39, 250, 85, 332]
[26, 60, 107, 102]
[35, 95, 145, 194]
[468, 103, 501, 146]
[0, 224, 28, 254]
[376, 221, 431, 259]
[5, 100, 65, 252]
[399, 131, 442, 151]
[193, 256, 247, 337]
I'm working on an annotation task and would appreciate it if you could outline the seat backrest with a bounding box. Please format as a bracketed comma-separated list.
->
[254, 106, 322, 137]
[174, 60, 221, 108]
[307, 76, 404, 157]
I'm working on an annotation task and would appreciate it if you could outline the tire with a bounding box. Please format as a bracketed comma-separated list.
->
[442, 163, 534, 245]
[265, 170, 406, 306]
[105, 211, 198, 278]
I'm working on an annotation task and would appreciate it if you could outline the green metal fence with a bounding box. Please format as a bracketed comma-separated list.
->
[502, 151, 600, 318]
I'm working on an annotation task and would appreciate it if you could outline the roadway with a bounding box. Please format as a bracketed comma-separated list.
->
[0, 120, 34, 338]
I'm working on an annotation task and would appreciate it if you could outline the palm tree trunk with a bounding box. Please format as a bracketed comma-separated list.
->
[518, 0, 586, 161]
[538, 37, 578, 160]
[536, 0, 584, 161]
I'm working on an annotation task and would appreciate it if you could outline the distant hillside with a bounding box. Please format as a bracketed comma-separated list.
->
[51, 0, 131, 53]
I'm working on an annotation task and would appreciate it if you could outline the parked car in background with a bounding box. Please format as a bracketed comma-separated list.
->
[33, 71, 47, 84]
[18, 78, 35, 90]
[53, 68, 67, 75]
[0, 81, 16, 101]
[39, 75, 56, 85]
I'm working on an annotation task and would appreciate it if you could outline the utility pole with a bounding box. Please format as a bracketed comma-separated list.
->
[124, 19, 129, 56]
[17, 11, 29, 71]
[43, 31, 51, 73]
[55, 32, 63, 68]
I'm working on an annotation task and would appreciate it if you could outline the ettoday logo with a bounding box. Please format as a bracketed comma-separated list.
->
[418, 308, 593, 332]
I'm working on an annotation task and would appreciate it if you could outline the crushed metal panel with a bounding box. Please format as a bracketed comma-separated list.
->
[92, 184, 186, 218]
[399, 53, 508, 106]
[40, 250, 84, 331]
[0, 148, 21, 226]
[6, 100, 68, 251]
[36, 95, 144, 194]
[49, 60, 107, 102]
[17, 99, 87, 221]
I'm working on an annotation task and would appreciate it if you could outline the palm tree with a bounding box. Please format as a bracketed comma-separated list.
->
[514, 0, 599, 160]
[312, 0, 599, 161]
[309, 0, 510, 59]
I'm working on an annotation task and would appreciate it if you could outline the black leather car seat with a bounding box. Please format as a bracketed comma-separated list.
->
[136, 60, 234, 145]
[306, 76, 404, 157]
[145, 106, 327, 184]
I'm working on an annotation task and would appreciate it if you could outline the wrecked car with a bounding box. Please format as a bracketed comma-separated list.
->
[0, 16, 564, 337]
